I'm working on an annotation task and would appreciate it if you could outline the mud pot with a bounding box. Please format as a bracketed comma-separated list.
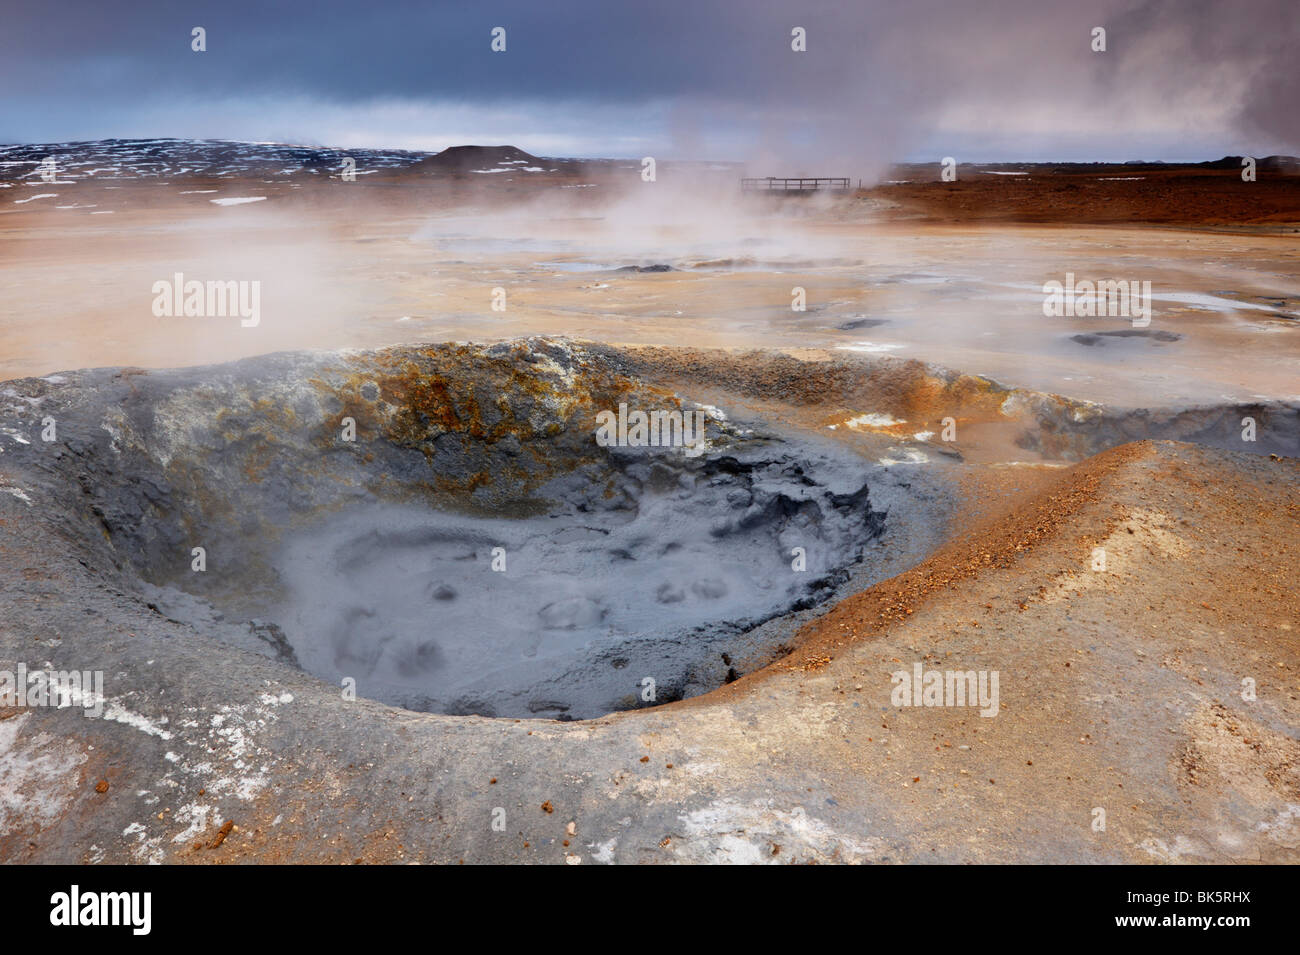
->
[3, 339, 1293, 723]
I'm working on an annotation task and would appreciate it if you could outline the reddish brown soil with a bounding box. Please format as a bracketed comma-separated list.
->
[866, 167, 1300, 228]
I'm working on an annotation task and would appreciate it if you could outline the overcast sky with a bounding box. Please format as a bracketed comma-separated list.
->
[2, 0, 1296, 169]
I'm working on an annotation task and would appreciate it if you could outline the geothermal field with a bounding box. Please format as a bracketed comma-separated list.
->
[1, 141, 1296, 873]
[1, 3, 1298, 893]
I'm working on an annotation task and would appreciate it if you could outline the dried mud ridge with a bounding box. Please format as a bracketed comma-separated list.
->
[1, 340, 1297, 864]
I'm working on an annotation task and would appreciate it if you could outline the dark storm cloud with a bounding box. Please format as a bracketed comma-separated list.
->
[2, 0, 1296, 161]
[6, 0, 828, 101]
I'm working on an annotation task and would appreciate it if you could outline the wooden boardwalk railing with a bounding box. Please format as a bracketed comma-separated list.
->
[740, 177, 852, 193]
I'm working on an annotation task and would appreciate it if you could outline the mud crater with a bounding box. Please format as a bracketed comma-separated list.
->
[11, 339, 1288, 719]
[15, 341, 885, 719]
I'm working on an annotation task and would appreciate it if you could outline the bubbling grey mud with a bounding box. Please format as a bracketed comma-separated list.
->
[269, 444, 880, 719]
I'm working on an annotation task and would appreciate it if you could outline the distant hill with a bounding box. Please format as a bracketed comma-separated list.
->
[1200, 155, 1300, 173]
[0, 138, 428, 182]
[408, 145, 545, 175]
[0, 138, 588, 187]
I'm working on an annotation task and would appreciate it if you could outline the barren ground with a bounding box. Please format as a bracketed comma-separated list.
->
[0, 164, 1296, 863]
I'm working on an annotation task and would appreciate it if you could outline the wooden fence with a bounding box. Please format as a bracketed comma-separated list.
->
[740, 177, 853, 193]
